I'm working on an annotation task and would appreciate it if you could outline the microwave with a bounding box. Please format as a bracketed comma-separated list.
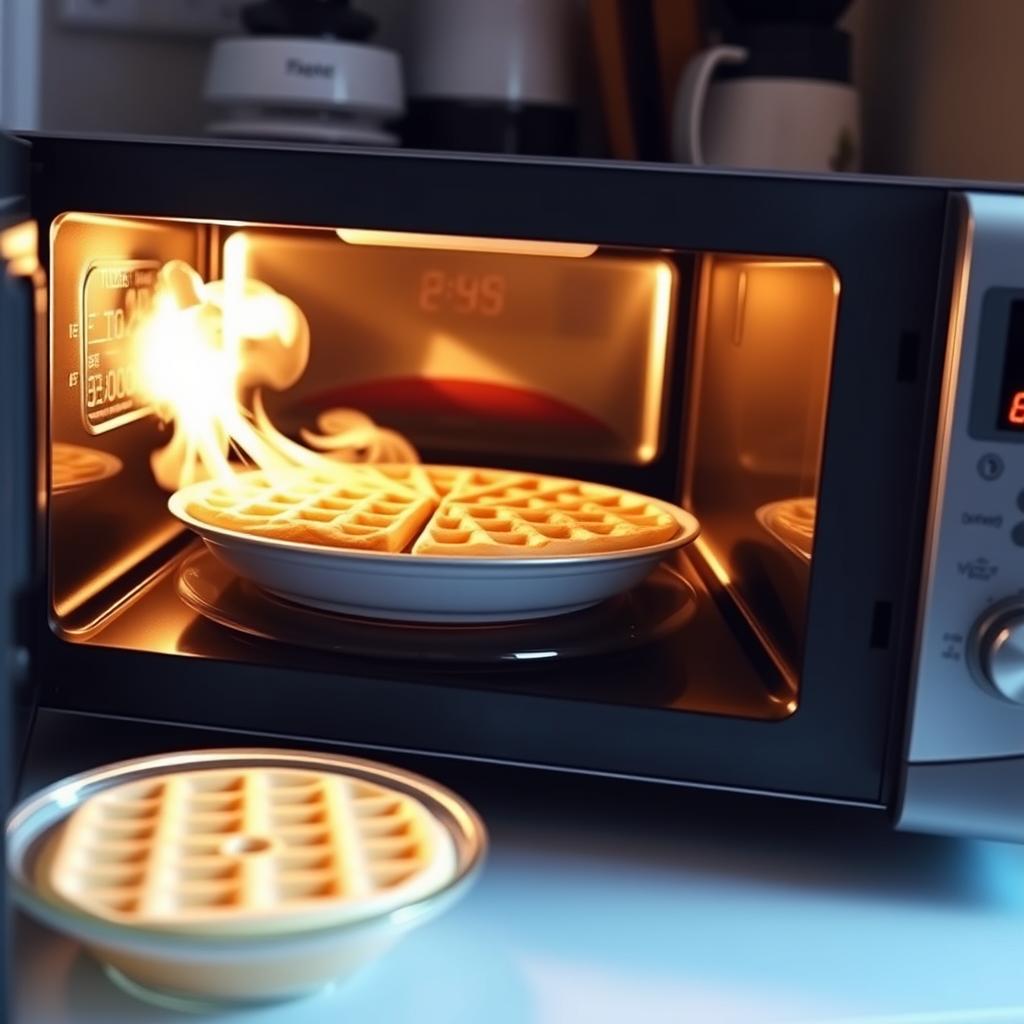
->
[1, 132, 1023, 853]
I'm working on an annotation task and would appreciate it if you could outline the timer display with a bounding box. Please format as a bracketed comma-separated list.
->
[81, 260, 158, 434]
[998, 300, 1024, 432]
[418, 271, 506, 316]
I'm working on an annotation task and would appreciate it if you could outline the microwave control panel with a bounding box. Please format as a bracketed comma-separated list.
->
[908, 192, 1024, 764]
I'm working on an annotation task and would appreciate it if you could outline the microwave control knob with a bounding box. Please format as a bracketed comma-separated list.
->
[970, 602, 1024, 704]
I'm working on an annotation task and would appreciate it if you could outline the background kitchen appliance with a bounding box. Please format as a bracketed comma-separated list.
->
[1, 131, 1023, 882]
[403, 0, 578, 155]
[203, 0, 404, 145]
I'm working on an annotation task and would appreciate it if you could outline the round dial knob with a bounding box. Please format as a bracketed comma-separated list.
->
[971, 603, 1024, 704]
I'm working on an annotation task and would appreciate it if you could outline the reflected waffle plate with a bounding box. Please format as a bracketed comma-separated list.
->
[754, 497, 816, 564]
[51, 443, 123, 495]
[169, 464, 700, 622]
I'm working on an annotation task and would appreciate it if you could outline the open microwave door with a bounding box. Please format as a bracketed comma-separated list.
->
[0, 131, 40, 1006]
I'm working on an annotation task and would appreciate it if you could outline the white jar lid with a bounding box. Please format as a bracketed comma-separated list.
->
[204, 37, 404, 119]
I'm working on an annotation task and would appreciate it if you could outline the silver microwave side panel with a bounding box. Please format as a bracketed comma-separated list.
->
[898, 192, 1024, 842]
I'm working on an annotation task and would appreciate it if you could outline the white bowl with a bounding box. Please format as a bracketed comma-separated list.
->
[168, 483, 701, 623]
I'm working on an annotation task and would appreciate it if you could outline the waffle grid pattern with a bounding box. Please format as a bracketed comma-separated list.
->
[413, 479, 679, 556]
[45, 768, 455, 935]
[185, 470, 436, 553]
[182, 465, 682, 558]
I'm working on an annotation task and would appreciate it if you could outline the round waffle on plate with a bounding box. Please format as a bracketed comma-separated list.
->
[41, 767, 456, 936]
[8, 749, 484, 1008]
[169, 464, 700, 622]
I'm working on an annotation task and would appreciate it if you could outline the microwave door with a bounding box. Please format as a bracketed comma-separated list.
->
[24, 135, 944, 807]
[0, 132, 40, 1019]
[0, 133, 40, 796]
[898, 192, 1024, 843]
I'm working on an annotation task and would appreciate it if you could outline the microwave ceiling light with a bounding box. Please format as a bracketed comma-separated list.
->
[336, 229, 597, 258]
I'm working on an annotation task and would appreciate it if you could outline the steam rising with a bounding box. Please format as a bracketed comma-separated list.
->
[135, 258, 416, 491]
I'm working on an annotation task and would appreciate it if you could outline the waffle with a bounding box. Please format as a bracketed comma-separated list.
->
[51, 443, 122, 494]
[328, 462, 524, 502]
[344, 462, 445, 500]
[412, 477, 680, 557]
[40, 767, 457, 936]
[184, 468, 436, 552]
[178, 465, 684, 558]
[420, 466, 524, 500]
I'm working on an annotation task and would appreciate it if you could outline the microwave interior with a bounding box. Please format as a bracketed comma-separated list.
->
[46, 212, 839, 726]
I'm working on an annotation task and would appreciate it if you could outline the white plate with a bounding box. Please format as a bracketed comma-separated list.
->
[168, 481, 700, 623]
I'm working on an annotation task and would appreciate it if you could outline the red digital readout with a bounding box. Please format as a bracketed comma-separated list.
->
[1009, 390, 1024, 425]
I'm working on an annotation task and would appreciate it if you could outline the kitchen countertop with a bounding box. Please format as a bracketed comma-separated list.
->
[12, 711, 1024, 1024]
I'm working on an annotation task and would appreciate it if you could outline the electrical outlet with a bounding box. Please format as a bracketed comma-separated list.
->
[60, 0, 244, 36]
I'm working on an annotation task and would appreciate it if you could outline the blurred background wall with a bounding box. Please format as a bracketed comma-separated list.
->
[3, 0, 1024, 183]
[848, 0, 1024, 181]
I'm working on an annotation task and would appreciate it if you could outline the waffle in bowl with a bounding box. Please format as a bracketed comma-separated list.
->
[178, 464, 684, 558]
[169, 464, 700, 621]
[11, 751, 485, 1006]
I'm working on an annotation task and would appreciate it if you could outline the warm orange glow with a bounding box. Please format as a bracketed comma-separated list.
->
[1, 219, 38, 276]
[694, 537, 732, 586]
[637, 261, 675, 462]
[337, 229, 597, 259]
[53, 521, 184, 621]
[685, 254, 838, 684]
[1009, 391, 1024, 425]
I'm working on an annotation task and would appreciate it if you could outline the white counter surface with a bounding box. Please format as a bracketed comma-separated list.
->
[12, 714, 1024, 1024]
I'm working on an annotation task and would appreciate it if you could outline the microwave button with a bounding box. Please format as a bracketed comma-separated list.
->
[969, 601, 1024, 705]
[977, 452, 1005, 480]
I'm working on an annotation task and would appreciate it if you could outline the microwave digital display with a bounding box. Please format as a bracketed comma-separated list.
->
[417, 269, 507, 317]
[80, 259, 157, 434]
[998, 300, 1024, 430]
